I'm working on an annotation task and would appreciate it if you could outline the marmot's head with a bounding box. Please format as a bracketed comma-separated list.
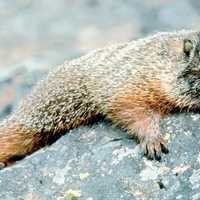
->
[175, 31, 200, 99]
[146, 30, 200, 108]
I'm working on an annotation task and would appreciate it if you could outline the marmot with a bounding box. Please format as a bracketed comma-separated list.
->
[0, 30, 200, 167]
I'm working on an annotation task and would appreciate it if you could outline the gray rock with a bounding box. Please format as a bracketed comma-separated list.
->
[0, 113, 200, 200]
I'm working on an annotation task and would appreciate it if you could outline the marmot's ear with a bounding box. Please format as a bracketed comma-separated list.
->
[183, 39, 193, 56]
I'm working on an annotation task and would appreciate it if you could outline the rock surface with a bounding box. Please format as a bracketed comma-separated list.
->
[1, 0, 200, 200]
[0, 114, 200, 200]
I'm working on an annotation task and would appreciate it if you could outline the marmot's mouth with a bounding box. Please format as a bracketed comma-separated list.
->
[179, 65, 200, 87]
[187, 77, 200, 97]
[180, 67, 200, 78]
[179, 73, 200, 98]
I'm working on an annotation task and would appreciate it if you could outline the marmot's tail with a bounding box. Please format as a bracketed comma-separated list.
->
[0, 121, 64, 167]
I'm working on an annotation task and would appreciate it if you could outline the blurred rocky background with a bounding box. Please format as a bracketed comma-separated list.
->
[1, 0, 200, 200]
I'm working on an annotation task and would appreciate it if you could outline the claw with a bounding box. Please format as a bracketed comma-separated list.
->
[141, 136, 169, 161]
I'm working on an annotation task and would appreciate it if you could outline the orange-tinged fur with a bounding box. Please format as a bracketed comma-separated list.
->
[107, 80, 173, 159]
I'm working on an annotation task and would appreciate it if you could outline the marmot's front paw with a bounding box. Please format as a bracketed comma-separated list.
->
[141, 136, 169, 161]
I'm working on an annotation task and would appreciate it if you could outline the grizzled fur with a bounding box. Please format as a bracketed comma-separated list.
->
[0, 30, 200, 167]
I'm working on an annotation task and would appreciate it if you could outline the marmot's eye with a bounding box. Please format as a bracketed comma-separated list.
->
[184, 39, 193, 56]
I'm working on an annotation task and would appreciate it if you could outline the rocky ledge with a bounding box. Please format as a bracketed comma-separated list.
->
[0, 113, 200, 200]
